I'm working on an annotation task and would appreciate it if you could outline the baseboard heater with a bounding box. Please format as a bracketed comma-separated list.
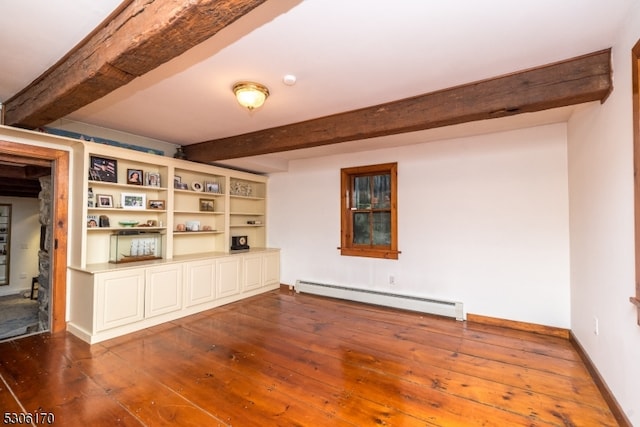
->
[295, 280, 464, 321]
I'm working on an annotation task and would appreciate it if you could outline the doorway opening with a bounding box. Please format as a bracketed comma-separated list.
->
[0, 140, 69, 341]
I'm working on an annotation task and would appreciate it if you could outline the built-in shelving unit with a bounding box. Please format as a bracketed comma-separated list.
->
[67, 140, 278, 344]
[74, 141, 269, 268]
[229, 177, 266, 249]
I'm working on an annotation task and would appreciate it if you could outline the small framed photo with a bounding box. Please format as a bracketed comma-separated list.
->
[99, 215, 110, 227]
[87, 215, 99, 228]
[199, 198, 215, 212]
[89, 156, 117, 182]
[148, 199, 165, 210]
[146, 172, 161, 187]
[96, 194, 114, 208]
[205, 182, 220, 193]
[191, 181, 204, 192]
[174, 176, 182, 188]
[127, 169, 143, 185]
[121, 193, 146, 209]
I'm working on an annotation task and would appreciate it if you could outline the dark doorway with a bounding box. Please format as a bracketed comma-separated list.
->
[0, 140, 69, 337]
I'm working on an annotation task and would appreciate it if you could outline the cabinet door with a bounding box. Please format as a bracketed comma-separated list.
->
[96, 269, 145, 331]
[145, 264, 183, 318]
[242, 253, 263, 291]
[216, 256, 241, 298]
[263, 251, 280, 287]
[184, 259, 216, 307]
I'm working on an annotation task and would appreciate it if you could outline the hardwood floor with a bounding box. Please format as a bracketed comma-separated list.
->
[0, 289, 617, 426]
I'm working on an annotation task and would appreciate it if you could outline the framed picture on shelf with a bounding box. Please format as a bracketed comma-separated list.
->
[96, 194, 114, 208]
[191, 181, 204, 192]
[99, 215, 110, 227]
[205, 182, 220, 193]
[121, 193, 146, 209]
[174, 176, 182, 188]
[87, 215, 99, 228]
[148, 199, 165, 210]
[127, 169, 143, 185]
[199, 198, 215, 212]
[146, 172, 161, 187]
[89, 156, 117, 182]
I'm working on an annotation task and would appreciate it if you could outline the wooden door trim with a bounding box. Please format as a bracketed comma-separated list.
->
[0, 140, 69, 334]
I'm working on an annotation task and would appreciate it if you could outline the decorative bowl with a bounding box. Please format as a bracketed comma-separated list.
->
[118, 220, 139, 227]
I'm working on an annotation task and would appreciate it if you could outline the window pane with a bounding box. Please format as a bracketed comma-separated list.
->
[372, 174, 391, 209]
[373, 212, 391, 245]
[353, 212, 371, 244]
[353, 176, 371, 209]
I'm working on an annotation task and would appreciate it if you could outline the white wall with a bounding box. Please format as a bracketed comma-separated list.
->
[268, 123, 571, 327]
[567, 2, 640, 423]
[0, 197, 40, 297]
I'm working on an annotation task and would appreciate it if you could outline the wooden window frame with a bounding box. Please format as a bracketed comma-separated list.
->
[340, 162, 399, 260]
[632, 40, 640, 325]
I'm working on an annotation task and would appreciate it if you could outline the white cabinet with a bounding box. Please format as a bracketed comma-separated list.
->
[263, 251, 281, 286]
[216, 256, 241, 298]
[242, 251, 280, 290]
[242, 253, 263, 291]
[68, 249, 279, 344]
[96, 268, 145, 332]
[184, 259, 216, 307]
[145, 264, 182, 318]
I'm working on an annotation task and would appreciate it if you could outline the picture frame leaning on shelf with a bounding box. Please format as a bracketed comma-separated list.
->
[89, 156, 117, 182]
[121, 193, 146, 209]
[146, 172, 161, 187]
[96, 194, 113, 208]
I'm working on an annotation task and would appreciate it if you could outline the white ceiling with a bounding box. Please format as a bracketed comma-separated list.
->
[0, 0, 635, 173]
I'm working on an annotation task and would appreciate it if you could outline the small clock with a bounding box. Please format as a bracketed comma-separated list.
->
[231, 235, 249, 251]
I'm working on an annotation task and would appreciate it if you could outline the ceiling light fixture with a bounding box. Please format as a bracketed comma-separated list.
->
[233, 81, 269, 111]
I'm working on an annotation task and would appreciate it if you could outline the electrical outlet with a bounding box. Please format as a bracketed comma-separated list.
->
[389, 275, 395, 285]
[593, 316, 599, 335]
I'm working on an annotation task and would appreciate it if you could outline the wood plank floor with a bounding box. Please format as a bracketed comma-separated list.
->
[0, 289, 617, 426]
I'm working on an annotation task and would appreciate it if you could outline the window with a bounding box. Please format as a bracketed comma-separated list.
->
[340, 162, 398, 259]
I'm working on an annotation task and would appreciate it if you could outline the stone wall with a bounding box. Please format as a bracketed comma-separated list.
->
[37, 176, 51, 331]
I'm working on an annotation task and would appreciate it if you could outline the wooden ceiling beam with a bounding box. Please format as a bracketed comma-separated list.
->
[0, 164, 30, 179]
[185, 49, 612, 163]
[3, 0, 268, 129]
[0, 188, 40, 198]
[0, 153, 52, 167]
[24, 165, 52, 179]
[0, 176, 41, 198]
[0, 177, 40, 190]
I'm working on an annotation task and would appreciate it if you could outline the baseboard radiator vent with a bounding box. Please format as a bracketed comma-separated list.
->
[295, 280, 464, 321]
